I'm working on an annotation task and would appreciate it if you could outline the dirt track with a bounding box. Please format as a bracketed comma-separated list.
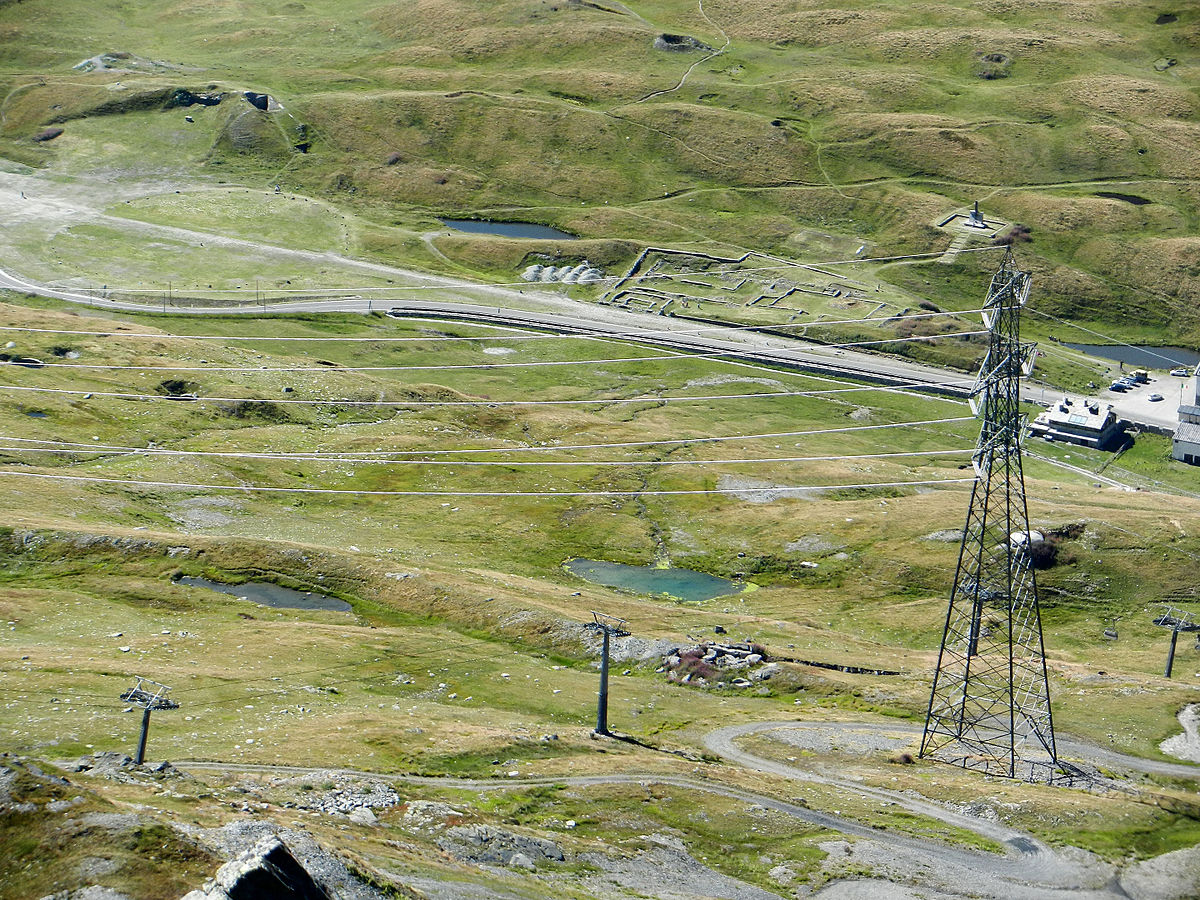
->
[174, 718, 1200, 899]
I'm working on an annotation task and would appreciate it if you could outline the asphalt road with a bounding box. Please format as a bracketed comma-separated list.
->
[0, 264, 975, 398]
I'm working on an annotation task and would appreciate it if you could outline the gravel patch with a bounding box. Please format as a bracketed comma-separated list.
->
[167, 496, 243, 529]
[683, 375, 783, 389]
[812, 880, 967, 899]
[1159, 704, 1200, 763]
[922, 529, 963, 542]
[717, 475, 824, 503]
[785, 534, 844, 554]
[578, 835, 784, 899]
[38, 887, 133, 900]
[766, 724, 916, 757]
[1120, 844, 1200, 899]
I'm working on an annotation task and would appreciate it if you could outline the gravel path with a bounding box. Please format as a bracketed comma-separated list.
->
[175, 712, 1200, 900]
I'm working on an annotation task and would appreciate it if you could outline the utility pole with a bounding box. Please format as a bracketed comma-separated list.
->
[119, 677, 179, 764]
[1153, 606, 1198, 678]
[585, 611, 630, 736]
[922, 250, 1060, 782]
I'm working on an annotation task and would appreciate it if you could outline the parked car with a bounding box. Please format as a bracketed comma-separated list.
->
[1149, 393, 1164, 402]
[1109, 382, 1130, 392]
[1170, 368, 1191, 377]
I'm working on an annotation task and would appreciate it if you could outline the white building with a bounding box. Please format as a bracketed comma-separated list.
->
[1172, 377, 1200, 465]
[1028, 397, 1124, 450]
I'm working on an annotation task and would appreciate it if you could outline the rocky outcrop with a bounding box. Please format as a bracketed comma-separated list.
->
[166, 89, 224, 108]
[243, 91, 271, 111]
[437, 824, 565, 869]
[653, 33, 713, 52]
[180, 835, 327, 900]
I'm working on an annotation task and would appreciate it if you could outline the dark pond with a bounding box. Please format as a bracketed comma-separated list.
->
[565, 558, 744, 602]
[1093, 191, 1150, 206]
[1065, 343, 1200, 369]
[26, 411, 46, 418]
[175, 575, 351, 611]
[439, 218, 577, 240]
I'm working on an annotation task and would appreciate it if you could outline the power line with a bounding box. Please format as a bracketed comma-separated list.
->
[0, 376, 977, 407]
[0, 306, 990, 344]
[1, 416, 974, 455]
[0, 469, 977, 497]
[0, 443, 975, 466]
[1, 330, 988, 373]
[1027, 308, 1195, 370]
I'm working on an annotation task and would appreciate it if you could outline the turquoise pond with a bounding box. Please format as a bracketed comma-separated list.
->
[564, 559, 744, 602]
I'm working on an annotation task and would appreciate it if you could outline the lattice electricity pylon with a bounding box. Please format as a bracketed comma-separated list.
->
[119, 677, 179, 765]
[585, 611, 630, 736]
[921, 250, 1059, 782]
[1153, 605, 1199, 679]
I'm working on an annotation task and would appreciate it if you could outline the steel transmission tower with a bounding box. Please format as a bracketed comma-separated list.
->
[921, 250, 1059, 781]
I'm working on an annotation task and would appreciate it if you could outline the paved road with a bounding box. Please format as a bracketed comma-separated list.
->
[0, 264, 975, 397]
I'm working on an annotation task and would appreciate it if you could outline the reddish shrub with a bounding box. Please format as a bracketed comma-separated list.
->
[33, 127, 63, 142]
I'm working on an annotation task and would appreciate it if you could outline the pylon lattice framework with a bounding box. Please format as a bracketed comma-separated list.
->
[920, 250, 1058, 782]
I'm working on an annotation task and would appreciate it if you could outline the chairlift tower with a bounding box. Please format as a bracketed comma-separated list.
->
[119, 677, 179, 765]
[1153, 605, 1199, 678]
[585, 611, 630, 736]
[921, 250, 1060, 781]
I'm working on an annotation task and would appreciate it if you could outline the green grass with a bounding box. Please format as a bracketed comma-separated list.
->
[1, 1, 1199, 342]
[1, 3, 1199, 889]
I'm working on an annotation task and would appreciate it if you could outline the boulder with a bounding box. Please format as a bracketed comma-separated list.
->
[181, 835, 327, 900]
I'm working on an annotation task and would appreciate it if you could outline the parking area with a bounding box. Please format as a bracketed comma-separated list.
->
[1026, 372, 1194, 433]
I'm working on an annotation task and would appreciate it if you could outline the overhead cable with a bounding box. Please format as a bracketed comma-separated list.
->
[0, 469, 978, 497]
[1, 330, 988, 373]
[2, 416, 974, 455]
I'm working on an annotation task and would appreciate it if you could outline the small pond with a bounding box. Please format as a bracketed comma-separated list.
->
[565, 558, 744, 602]
[26, 411, 47, 418]
[439, 218, 577, 240]
[175, 575, 351, 612]
[1065, 343, 1200, 370]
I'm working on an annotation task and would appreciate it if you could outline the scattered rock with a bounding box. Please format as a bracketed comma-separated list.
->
[402, 800, 463, 832]
[303, 780, 399, 816]
[39, 887, 132, 900]
[653, 33, 713, 53]
[438, 824, 564, 868]
[786, 535, 843, 554]
[922, 529, 963, 542]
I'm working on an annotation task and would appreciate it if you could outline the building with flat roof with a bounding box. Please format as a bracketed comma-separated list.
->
[1172, 376, 1200, 465]
[1028, 397, 1124, 450]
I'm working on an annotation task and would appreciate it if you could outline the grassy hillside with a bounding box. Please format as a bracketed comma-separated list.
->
[2, 4, 1200, 896]
[0, 1, 1198, 346]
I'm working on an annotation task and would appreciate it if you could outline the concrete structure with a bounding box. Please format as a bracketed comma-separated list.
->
[1172, 377, 1200, 464]
[1028, 396, 1125, 450]
[522, 261, 603, 285]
